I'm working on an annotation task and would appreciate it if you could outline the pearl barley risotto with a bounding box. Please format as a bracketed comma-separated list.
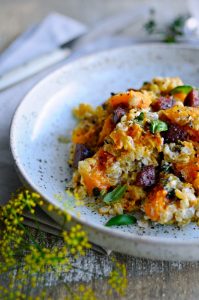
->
[69, 77, 199, 226]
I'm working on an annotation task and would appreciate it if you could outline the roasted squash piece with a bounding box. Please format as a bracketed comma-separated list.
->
[144, 186, 168, 222]
[108, 90, 152, 109]
[78, 149, 115, 195]
[159, 106, 199, 141]
[98, 115, 115, 145]
[174, 158, 199, 192]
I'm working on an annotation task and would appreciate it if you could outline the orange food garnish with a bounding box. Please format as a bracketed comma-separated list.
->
[173, 92, 187, 102]
[78, 149, 115, 195]
[98, 115, 115, 144]
[160, 105, 199, 127]
[97, 149, 115, 170]
[144, 186, 168, 221]
[109, 90, 152, 109]
[72, 126, 95, 144]
[159, 106, 199, 142]
[109, 92, 132, 108]
[174, 159, 199, 191]
[79, 168, 110, 195]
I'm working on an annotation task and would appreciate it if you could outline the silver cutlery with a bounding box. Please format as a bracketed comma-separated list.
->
[23, 209, 111, 255]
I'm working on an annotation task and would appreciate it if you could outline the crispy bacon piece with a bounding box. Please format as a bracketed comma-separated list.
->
[144, 186, 168, 221]
[174, 159, 199, 192]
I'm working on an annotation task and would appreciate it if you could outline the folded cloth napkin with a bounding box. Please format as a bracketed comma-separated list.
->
[0, 13, 87, 75]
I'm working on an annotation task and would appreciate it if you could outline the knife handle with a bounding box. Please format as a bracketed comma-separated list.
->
[0, 48, 71, 91]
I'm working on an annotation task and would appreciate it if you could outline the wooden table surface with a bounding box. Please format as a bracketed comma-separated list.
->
[1, 0, 199, 299]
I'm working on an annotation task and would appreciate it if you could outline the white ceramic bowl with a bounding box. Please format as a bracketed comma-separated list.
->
[10, 44, 199, 261]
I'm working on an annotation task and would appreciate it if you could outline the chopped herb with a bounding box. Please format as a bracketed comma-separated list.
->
[144, 12, 189, 44]
[135, 112, 144, 122]
[167, 189, 176, 199]
[150, 120, 168, 134]
[144, 9, 156, 35]
[170, 85, 193, 95]
[168, 15, 188, 36]
[58, 135, 71, 144]
[100, 189, 107, 197]
[103, 185, 127, 204]
[160, 177, 169, 187]
[173, 144, 182, 152]
[93, 187, 100, 197]
[164, 35, 176, 43]
[161, 163, 172, 173]
[105, 214, 136, 227]
[144, 19, 157, 34]
[104, 137, 114, 145]
[102, 102, 107, 109]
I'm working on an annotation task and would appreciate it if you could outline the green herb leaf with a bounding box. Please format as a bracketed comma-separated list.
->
[144, 19, 157, 34]
[150, 120, 168, 134]
[100, 189, 107, 197]
[103, 185, 127, 204]
[135, 112, 144, 122]
[170, 85, 193, 95]
[169, 15, 188, 36]
[164, 35, 176, 43]
[167, 188, 175, 199]
[161, 163, 172, 173]
[105, 214, 136, 227]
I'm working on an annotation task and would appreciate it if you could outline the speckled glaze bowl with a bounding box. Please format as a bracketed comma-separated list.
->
[10, 44, 199, 261]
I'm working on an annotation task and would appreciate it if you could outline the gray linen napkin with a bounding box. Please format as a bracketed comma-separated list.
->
[0, 13, 87, 75]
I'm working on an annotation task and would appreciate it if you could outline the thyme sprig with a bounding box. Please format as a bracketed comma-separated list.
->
[144, 10, 190, 43]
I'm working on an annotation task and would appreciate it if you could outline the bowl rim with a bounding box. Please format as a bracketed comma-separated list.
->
[10, 43, 199, 247]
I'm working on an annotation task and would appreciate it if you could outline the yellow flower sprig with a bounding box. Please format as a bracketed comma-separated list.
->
[108, 259, 128, 296]
[0, 190, 43, 272]
[65, 284, 97, 300]
[0, 188, 127, 299]
[0, 189, 91, 298]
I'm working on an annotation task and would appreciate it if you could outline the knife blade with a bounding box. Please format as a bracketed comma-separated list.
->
[0, 48, 71, 91]
[0, 6, 149, 91]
